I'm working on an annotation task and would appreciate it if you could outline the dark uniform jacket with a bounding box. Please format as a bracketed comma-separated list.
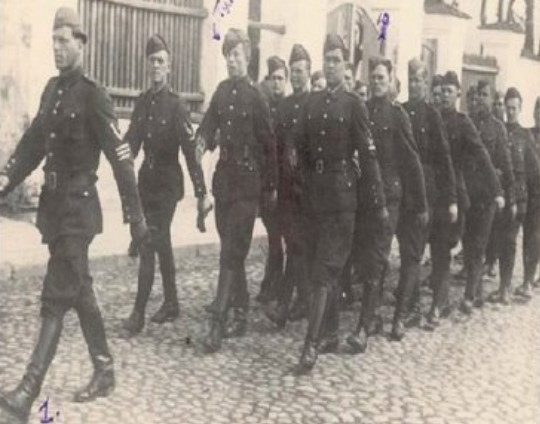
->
[403, 99, 456, 208]
[472, 110, 515, 206]
[1, 67, 143, 243]
[296, 83, 386, 214]
[124, 84, 206, 205]
[197, 76, 277, 203]
[440, 108, 500, 208]
[531, 127, 540, 157]
[366, 97, 427, 213]
[274, 90, 310, 213]
[506, 123, 540, 212]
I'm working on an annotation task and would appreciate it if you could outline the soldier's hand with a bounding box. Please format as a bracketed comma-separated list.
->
[0, 174, 10, 196]
[448, 203, 458, 224]
[495, 196, 505, 210]
[130, 219, 151, 246]
[196, 195, 213, 233]
[416, 211, 429, 228]
[376, 206, 389, 231]
[263, 189, 278, 213]
[510, 203, 517, 220]
[195, 134, 206, 165]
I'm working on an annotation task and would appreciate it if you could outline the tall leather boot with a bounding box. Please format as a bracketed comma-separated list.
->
[462, 256, 479, 314]
[0, 314, 62, 422]
[297, 285, 329, 374]
[151, 244, 180, 323]
[123, 247, 155, 335]
[427, 241, 452, 327]
[346, 279, 378, 354]
[74, 286, 115, 403]
[318, 287, 340, 354]
[391, 263, 419, 341]
[288, 255, 310, 322]
[265, 256, 296, 329]
[203, 269, 236, 353]
[225, 267, 250, 338]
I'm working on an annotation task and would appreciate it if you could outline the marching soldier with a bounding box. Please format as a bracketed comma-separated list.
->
[401, 58, 457, 328]
[439, 72, 502, 314]
[196, 29, 277, 353]
[523, 96, 540, 288]
[472, 80, 516, 289]
[0, 7, 149, 422]
[256, 56, 287, 304]
[498, 89, 540, 299]
[347, 56, 427, 348]
[265, 44, 312, 327]
[295, 34, 386, 372]
[121, 35, 211, 336]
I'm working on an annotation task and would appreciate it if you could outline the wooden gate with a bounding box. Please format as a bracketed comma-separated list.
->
[78, 0, 207, 117]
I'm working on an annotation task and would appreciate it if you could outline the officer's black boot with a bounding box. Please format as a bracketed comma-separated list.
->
[318, 288, 340, 354]
[461, 261, 477, 315]
[297, 285, 329, 374]
[123, 247, 155, 335]
[74, 287, 115, 403]
[288, 257, 310, 322]
[203, 269, 235, 353]
[391, 264, 418, 341]
[0, 314, 62, 422]
[151, 245, 180, 323]
[346, 279, 377, 354]
[225, 268, 250, 338]
[265, 257, 295, 329]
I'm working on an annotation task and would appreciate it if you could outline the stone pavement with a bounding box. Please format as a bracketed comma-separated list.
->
[0, 239, 539, 424]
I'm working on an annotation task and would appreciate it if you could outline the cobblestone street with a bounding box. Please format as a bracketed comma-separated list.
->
[0, 239, 539, 424]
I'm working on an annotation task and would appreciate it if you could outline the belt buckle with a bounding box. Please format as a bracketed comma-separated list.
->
[315, 159, 324, 174]
[46, 171, 57, 190]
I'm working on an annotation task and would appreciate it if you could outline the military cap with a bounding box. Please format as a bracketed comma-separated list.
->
[222, 28, 251, 58]
[53, 7, 87, 43]
[408, 57, 427, 76]
[323, 33, 349, 59]
[442, 71, 460, 88]
[289, 44, 311, 65]
[146, 34, 169, 57]
[431, 74, 444, 89]
[369, 56, 393, 75]
[504, 87, 522, 103]
[267, 55, 287, 76]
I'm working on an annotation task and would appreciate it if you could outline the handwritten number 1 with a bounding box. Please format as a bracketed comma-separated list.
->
[39, 397, 54, 423]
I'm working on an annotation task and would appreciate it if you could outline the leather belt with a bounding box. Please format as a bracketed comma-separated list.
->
[311, 159, 349, 174]
[44, 170, 96, 191]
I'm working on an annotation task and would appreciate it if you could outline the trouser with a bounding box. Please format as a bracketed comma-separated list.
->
[135, 198, 178, 311]
[395, 206, 425, 321]
[304, 212, 355, 343]
[490, 205, 524, 290]
[260, 197, 284, 294]
[350, 200, 400, 333]
[214, 198, 259, 312]
[41, 234, 111, 368]
[276, 209, 309, 308]
[463, 201, 497, 301]
[523, 199, 540, 283]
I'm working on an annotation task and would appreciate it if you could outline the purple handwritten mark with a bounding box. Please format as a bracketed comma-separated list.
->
[377, 12, 390, 42]
[39, 397, 60, 423]
[211, 0, 235, 40]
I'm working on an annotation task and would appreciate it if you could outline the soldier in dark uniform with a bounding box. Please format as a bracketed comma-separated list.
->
[265, 44, 312, 327]
[472, 80, 516, 289]
[121, 35, 210, 336]
[0, 8, 149, 422]
[295, 34, 386, 373]
[524, 96, 540, 288]
[401, 58, 457, 329]
[346, 56, 427, 349]
[439, 72, 502, 315]
[196, 29, 277, 353]
[495, 88, 540, 300]
[256, 56, 287, 304]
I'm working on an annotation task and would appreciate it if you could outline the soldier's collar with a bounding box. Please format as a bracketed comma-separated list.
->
[57, 66, 84, 88]
[326, 82, 345, 96]
[149, 82, 171, 97]
[230, 75, 250, 87]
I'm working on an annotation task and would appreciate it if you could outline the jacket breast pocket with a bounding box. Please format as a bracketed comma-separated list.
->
[62, 108, 85, 141]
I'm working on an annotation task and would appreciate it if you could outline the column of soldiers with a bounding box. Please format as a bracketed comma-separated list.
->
[1, 8, 540, 420]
